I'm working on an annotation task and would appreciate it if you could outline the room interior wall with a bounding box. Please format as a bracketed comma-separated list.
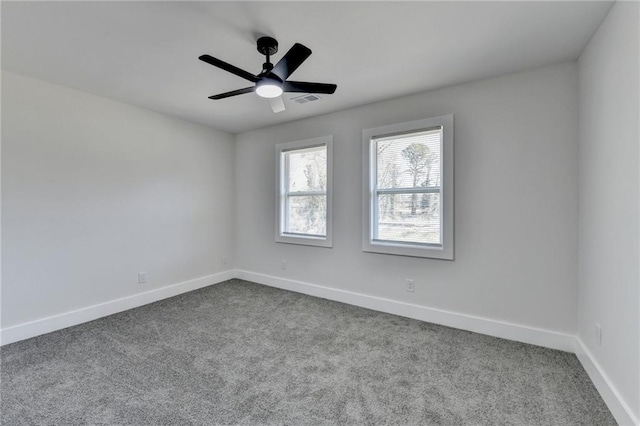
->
[1, 13, 637, 421]
[1, 71, 235, 330]
[234, 62, 579, 338]
[577, 1, 640, 423]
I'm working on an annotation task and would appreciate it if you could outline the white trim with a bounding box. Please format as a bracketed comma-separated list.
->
[362, 115, 454, 260]
[275, 135, 333, 248]
[237, 270, 637, 421]
[573, 338, 639, 426]
[235, 269, 574, 352]
[0, 270, 234, 346]
[3, 268, 635, 424]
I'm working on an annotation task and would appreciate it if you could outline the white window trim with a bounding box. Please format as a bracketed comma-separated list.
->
[275, 135, 333, 248]
[362, 115, 454, 259]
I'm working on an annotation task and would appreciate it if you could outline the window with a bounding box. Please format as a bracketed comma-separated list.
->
[363, 115, 453, 259]
[276, 135, 333, 247]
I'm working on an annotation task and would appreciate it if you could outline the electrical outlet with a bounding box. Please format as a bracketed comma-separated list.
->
[406, 279, 415, 293]
[281, 259, 287, 270]
[221, 256, 228, 265]
[595, 324, 602, 346]
[138, 272, 147, 284]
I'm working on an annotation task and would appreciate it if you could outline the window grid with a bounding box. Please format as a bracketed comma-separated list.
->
[282, 145, 327, 237]
[362, 115, 453, 259]
[276, 136, 333, 248]
[370, 127, 443, 246]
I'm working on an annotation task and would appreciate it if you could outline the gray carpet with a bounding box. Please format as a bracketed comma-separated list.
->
[1, 279, 615, 425]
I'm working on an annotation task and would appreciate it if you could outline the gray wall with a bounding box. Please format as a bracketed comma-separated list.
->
[578, 1, 640, 421]
[2, 71, 236, 327]
[235, 62, 579, 335]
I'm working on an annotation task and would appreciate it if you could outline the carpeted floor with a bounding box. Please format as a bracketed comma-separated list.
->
[2, 279, 615, 425]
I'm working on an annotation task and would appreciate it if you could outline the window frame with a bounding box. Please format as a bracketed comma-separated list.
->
[362, 115, 454, 259]
[275, 135, 333, 248]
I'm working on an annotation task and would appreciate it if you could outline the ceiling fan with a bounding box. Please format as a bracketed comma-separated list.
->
[199, 37, 337, 113]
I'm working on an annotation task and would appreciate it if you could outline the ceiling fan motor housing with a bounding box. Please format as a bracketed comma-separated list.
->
[257, 36, 278, 56]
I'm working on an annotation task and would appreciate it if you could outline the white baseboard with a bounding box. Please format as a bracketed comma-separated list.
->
[3, 268, 634, 426]
[235, 270, 575, 353]
[0, 270, 234, 346]
[573, 338, 639, 426]
[238, 270, 640, 424]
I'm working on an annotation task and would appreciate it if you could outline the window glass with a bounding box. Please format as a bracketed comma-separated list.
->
[372, 128, 443, 246]
[363, 116, 453, 259]
[276, 136, 333, 248]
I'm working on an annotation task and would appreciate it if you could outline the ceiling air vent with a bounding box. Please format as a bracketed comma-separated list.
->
[292, 94, 322, 104]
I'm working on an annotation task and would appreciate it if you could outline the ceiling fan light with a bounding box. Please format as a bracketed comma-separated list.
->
[256, 79, 283, 98]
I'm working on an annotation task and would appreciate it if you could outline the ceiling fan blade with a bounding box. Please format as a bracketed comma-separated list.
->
[271, 43, 312, 81]
[269, 96, 285, 114]
[283, 81, 337, 94]
[208, 86, 255, 100]
[199, 54, 258, 83]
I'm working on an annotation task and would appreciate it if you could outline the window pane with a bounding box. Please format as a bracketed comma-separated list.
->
[287, 146, 327, 192]
[287, 195, 326, 236]
[376, 129, 441, 190]
[376, 193, 441, 244]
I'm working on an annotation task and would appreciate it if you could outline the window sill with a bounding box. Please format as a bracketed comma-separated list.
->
[276, 233, 333, 248]
[362, 240, 453, 260]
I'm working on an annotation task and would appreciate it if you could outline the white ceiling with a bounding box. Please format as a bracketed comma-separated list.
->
[2, 1, 612, 134]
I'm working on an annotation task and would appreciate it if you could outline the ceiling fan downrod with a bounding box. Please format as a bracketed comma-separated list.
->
[257, 36, 278, 74]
